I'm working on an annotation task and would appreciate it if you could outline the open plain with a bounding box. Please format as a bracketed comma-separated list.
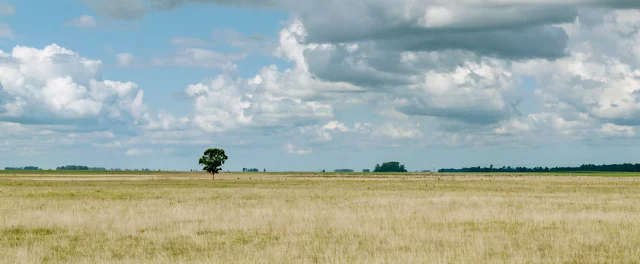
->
[1, 172, 640, 263]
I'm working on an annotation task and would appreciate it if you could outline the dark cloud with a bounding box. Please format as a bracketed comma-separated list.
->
[374, 26, 569, 60]
[399, 98, 518, 125]
[304, 45, 417, 88]
[79, 0, 582, 59]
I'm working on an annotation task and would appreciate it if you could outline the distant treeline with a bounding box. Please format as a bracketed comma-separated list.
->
[4, 166, 41, 171]
[439, 163, 640, 173]
[56, 165, 107, 171]
[56, 166, 155, 171]
[3, 165, 156, 171]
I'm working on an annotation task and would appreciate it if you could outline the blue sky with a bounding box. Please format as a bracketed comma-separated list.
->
[2, 0, 640, 171]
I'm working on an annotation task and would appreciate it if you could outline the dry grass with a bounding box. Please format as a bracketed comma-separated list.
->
[1, 173, 640, 263]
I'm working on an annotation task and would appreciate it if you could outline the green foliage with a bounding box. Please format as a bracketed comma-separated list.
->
[199, 148, 228, 179]
[373, 162, 407, 173]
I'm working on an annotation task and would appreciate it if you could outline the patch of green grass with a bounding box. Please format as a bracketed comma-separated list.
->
[1, 227, 59, 247]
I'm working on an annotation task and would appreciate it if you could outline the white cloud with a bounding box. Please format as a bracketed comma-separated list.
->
[296, 121, 366, 142]
[0, 3, 15, 16]
[0, 44, 156, 132]
[65, 15, 98, 28]
[270, 20, 519, 125]
[493, 119, 531, 136]
[399, 58, 517, 124]
[372, 123, 423, 140]
[514, 9, 640, 127]
[323, 121, 349, 132]
[179, 21, 367, 133]
[0, 23, 13, 37]
[116, 53, 134, 67]
[600, 123, 635, 137]
[285, 143, 311, 155]
[125, 148, 153, 156]
[185, 72, 334, 132]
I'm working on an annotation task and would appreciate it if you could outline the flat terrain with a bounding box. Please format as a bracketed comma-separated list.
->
[1, 172, 640, 263]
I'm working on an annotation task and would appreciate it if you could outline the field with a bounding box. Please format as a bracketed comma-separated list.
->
[1, 172, 640, 263]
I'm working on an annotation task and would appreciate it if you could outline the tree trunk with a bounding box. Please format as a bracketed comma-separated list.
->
[212, 172, 215, 180]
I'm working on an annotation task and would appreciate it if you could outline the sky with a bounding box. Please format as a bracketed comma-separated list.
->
[2, 0, 640, 171]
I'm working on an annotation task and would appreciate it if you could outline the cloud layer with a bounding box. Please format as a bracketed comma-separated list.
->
[83, 0, 640, 60]
[3, 1, 640, 165]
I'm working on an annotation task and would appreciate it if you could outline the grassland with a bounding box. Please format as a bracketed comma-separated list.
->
[1, 172, 640, 263]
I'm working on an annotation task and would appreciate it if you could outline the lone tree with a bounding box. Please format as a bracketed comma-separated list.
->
[199, 148, 228, 180]
[373, 161, 407, 173]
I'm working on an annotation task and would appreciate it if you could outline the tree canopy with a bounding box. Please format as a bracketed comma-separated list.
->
[373, 162, 407, 173]
[199, 148, 228, 179]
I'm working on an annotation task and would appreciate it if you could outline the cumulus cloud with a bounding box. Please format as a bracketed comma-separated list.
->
[116, 53, 134, 67]
[515, 9, 640, 127]
[0, 44, 161, 133]
[600, 123, 636, 137]
[180, 22, 365, 133]
[125, 148, 153, 156]
[272, 20, 520, 125]
[285, 143, 311, 155]
[398, 58, 518, 124]
[372, 123, 423, 140]
[65, 15, 98, 28]
[296, 121, 370, 142]
[185, 71, 334, 132]
[323, 121, 349, 132]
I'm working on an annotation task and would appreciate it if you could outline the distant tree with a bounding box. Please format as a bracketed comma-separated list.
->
[199, 148, 228, 180]
[374, 162, 407, 173]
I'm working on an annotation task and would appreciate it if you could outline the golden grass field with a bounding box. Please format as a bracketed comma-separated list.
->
[1, 172, 640, 263]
